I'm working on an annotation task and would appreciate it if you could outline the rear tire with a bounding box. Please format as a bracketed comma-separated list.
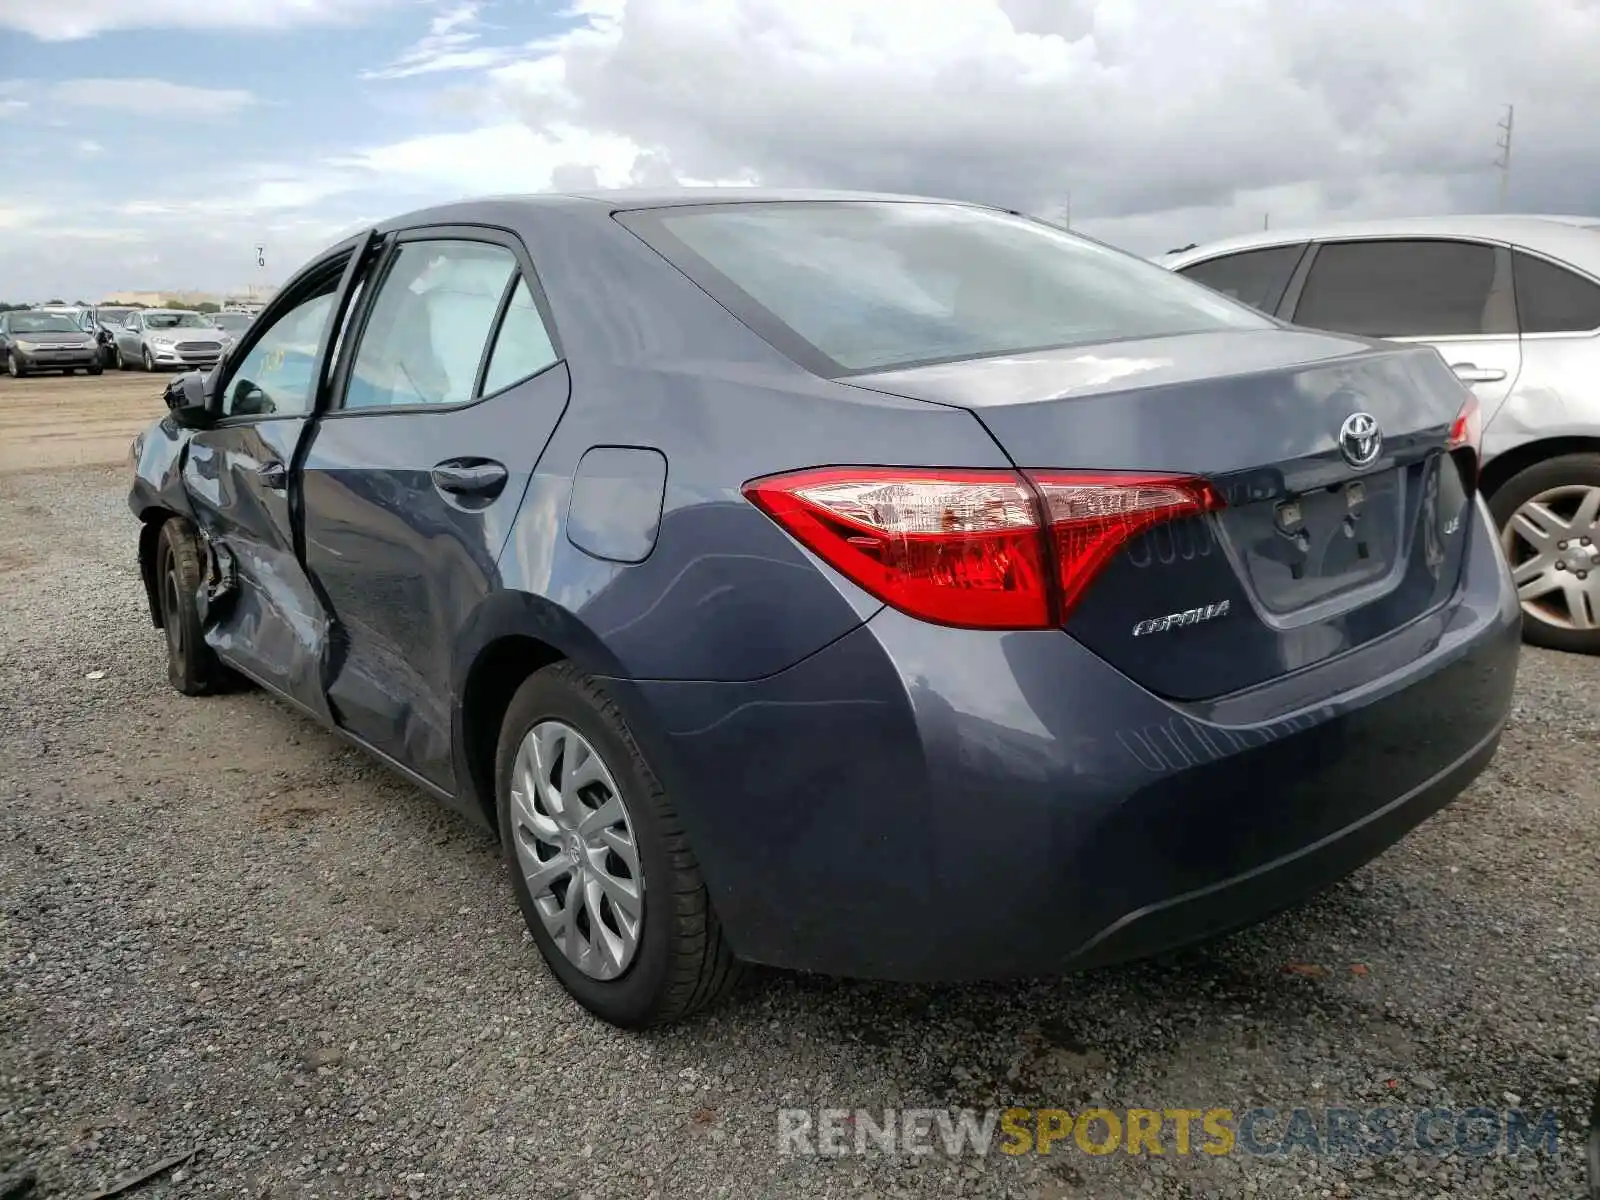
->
[155, 518, 230, 695]
[496, 662, 741, 1028]
[1487, 452, 1600, 655]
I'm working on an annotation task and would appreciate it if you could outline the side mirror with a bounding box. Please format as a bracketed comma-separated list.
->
[163, 371, 214, 429]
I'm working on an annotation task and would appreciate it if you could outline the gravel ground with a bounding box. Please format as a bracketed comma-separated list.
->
[2, 462, 1597, 1200]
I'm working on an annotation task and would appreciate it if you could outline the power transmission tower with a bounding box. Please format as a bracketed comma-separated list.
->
[1060, 192, 1072, 229]
[1494, 105, 1514, 212]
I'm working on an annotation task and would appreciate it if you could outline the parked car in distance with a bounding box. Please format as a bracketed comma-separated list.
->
[2, 308, 104, 377]
[207, 310, 253, 352]
[87, 306, 137, 366]
[129, 189, 1520, 1028]
[1164, 215, 1600, 653]
[112, 308, 226, 372]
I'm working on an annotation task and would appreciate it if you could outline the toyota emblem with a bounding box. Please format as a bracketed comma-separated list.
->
[1338, 412, 1382, 469]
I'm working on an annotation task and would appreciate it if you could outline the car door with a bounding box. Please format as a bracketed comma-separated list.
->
[116, 313, 142, 360]
[179, 231, 379, 718]
[298, 227, 570, 788]
[1283, 237, 1523, 413]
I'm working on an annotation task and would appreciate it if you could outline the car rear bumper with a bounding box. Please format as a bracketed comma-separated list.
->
[609, 495, 1521, 982]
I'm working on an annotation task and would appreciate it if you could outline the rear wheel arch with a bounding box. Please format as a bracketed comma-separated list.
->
[1480, 435, 1600, 499]
[452, 591, 635, 830]
[458, 633, 567, 831]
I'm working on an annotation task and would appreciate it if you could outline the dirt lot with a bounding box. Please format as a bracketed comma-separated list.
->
[0, 370, 167, 473]
[1, 376, 1597, 1198]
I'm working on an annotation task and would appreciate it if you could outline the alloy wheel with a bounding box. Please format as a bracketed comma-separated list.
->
[1501, 483, 1600, 633]
[508, 720, 643, 980]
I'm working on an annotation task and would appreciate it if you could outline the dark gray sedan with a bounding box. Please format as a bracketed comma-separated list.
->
[127, 189, 1520, 1028]
[1, 309, 104, 377]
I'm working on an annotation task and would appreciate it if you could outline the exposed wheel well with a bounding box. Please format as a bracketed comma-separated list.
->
[137, 510, 177, 628]
[461, 635, 566, 830]
[1480, 436, 1600, 499]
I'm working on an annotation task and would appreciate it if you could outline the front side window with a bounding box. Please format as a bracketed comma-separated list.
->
[620, 201, 1271, 375]
[343, 240, 519, 410]
[1512, 250, 1600, 334]
[1292, 239, 1514, 338]
[1178, 244, 1306, 314]
[221, 283, 340, 418]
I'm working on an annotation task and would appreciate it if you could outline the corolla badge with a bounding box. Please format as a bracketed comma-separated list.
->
[1338, 412, 1383, 469]
[1132, 599, 1230, 637]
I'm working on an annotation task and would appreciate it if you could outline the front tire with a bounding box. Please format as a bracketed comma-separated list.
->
[6, 351, 24, 378]
[496, 663, 741, 1028]
[142, 346, 156, 372]
[114, 345, 127, 370]
[1488, 452, 1600, 654]
[87, 362, 103, 376]
[154, 518, 229, 695]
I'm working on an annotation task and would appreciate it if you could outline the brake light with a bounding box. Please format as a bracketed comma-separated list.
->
[1446, 393, 1483, 487]
[741, 466, 1224, 629]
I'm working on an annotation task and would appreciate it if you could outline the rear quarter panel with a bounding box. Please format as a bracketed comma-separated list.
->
[486, 203, 1012, 683]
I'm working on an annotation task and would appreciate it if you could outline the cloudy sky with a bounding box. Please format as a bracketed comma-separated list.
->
[2, 0, 1598, 302]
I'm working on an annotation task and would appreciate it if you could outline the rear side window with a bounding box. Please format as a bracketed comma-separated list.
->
[618, 201, 1271, 376]
[1512, 250, 1600, 333]
[482, 277, 559, 395]
[1292, 239, 1515, 338]
[344, 240, 518, 410]
[1177, 244, 1304, 314]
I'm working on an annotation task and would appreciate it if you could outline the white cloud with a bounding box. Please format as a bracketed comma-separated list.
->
[477, 0, 1600, 253]
[49, 78, 257, 115]
[0, 0, 399, 41]
[330, 121, 644, 193]
[362, 1, 516, 79]
[9, 0, 1600, 300]
[76, 139, 104, 157]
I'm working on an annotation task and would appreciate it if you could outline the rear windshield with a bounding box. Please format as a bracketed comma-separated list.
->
[619, 201, 1272, 375]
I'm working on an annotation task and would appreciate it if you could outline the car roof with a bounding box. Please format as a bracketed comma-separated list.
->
[1163, 213, 1600, 273]
[370, 187, 995, 233]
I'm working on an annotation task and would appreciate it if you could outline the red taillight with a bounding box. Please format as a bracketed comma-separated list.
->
[741, 466, 1224, 630]
[1446, 393, 1482, 487]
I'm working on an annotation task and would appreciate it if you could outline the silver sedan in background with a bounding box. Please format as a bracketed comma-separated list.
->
[1164, 215, 1600, 654]
[112, 309, 227, 373]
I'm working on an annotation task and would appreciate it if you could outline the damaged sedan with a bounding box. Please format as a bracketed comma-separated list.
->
[129, 191, 1521, 1029]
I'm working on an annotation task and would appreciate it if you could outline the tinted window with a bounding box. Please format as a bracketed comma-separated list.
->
[1292, 239, 1514, 338]
[1178, 244, 1304, 313]
[621, 202, 1270, 375]
[222, 284, 339, 418]
[344, 240, 517, 410]
[482, 276, 559, 395]
[1513, 250, 1600, 333]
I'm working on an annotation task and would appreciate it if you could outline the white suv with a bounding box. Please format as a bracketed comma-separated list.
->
[1165, 215, 1600, 654]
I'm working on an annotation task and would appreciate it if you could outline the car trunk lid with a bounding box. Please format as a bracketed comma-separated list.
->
[847, 328, 1478, 699]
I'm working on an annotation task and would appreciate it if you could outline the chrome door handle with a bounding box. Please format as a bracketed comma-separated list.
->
[1450, 362, 1507, 384]
[431, 458, 508, 500]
